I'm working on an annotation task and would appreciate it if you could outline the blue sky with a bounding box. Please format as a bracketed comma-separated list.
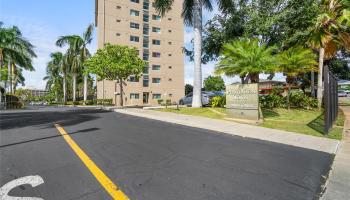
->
[0, 0, 283, 89]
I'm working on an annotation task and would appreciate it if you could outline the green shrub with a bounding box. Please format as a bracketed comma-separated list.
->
[84, 100, 94, 105]
[211, 95, 226, 107]
[73, 101, 80, 105]
[289, 91, 317, 109]
[66, 101, 73, 105]
[166, 99, 172, 105]
[97, 99, 113, 105]
[260, 91, 317, 109]
[260, 94, 286, 108]
[104, 98, 113, 105]
[157, 99, 163, 105]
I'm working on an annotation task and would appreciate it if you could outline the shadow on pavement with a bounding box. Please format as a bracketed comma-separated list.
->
[0, 127, 100, 148]
[0, 109, 108, 130]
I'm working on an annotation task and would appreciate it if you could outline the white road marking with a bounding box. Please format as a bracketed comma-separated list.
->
[0, 175, 44, 200]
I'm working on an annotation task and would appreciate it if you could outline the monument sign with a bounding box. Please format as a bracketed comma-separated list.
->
[226, 83, 259, 121]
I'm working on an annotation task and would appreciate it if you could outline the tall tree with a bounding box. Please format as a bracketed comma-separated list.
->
[203, 75, 225, 91]
[308, 0, 350, 108]
[56, 25, 94, 103]
[215, 38, 277, 83]
[85, 44, 145, 106]
[154, 0, 233, 107]
[44, 52, 64, 102]
[0, 23, 36, 97]
[277, 46, 318, 109]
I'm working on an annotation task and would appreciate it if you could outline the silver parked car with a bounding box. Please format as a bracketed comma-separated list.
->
[179, 91, 219, 106]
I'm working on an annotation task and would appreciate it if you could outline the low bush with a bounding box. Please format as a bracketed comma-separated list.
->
[96, 99, 113, 105]
[73, 101, 80, 105]
[259, 91, 317, 109]
[84, 100, 94, 105]
[260, 94, 286, 109]
[157, 99, 163, 105]
[211, 95, 226, 108]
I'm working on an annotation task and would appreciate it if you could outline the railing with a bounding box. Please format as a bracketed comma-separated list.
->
[324, 65, 338, 134]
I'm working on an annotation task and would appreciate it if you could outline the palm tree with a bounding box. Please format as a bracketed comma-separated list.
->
[0, 24, 36, 96]
[215, 38, 277, 83]
[44, 52, 64, 102]
[308, 0, 350, 109]
[154, 0, 233, 107]
[277, 47, 318, 109]
[56, 25, 94, 102]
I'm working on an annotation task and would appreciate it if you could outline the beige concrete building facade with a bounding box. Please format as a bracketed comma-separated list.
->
[95, 0, 184, 106]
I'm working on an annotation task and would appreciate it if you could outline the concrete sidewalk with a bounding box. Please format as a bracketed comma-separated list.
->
[113, 108, 340, 154]
[321, 106, 350, 200]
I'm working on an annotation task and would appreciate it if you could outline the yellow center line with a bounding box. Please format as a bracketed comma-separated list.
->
[54, 124, 129, 200]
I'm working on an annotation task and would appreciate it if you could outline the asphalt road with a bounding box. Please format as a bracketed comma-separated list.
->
[0, 107, 333, 200]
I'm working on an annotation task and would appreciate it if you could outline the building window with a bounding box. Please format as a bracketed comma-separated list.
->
[152, 65, 161, 70]
[129, 76, 139, 82]
[143, 79, 149, 87]
[143, 14, 149, 22]
[143, 27, 149, 35]
[152, 52, 161, 57]
[116, 6, 121, 9]
[130, 22, 140, 29]
[116, 33, 121, 36]
[168, 66, 172, 69]
[116, 19, 121, 22]
[130, 35, 139, 42]
[152, 39, 160, 45]
[168, 54, 172, 56]
[152, 78, 161, 83]
[169, 93, 173, 97]
[130, 9, 139, 16]
[168, 78, 172, 81]
[152, 15, 161, 21]
[152, 27, 161, 33]
[143, 66, 149, 74]
[168, 18, 172, 21]
[143, 52, 149, 61]
[143, 2, 149, 9]
[130, 93, 140, 99]
[168, 30, 172, 33]
[152, 94, 161, 99]
[131, 0, 139, 3]
[168, 41, 172, 45]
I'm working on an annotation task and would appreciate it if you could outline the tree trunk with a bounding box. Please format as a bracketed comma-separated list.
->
[73, 73, 77, 102]
[119, 79, 123, 107]
[311, 71, 315, 97]
[191, 0, 202, 108]
[317, 47, 324, 109]
[240, 76, 245, 84]
[287, 82, 291, 110]
[63, 72, 67, 104]
[8, 59, 12, 94]
[83, 74, 88, 102]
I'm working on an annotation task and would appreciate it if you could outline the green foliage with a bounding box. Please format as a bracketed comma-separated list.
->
[289, 91, 318, 109]
[216, 38, 277, 82]
[157, 99, 164, 105]
[14, 88, 32, 101]
[185, 84, 193, 95]
[85, 44, 145, 81]
[260, 94, 286, 109]
[260, 90, 317, 109]
[210, 95, 226, 108]
[166, 99, 172, 105]
[73, 101, 80, 105]
[203, 75, 225, 91]
[96, 99, 113, 105]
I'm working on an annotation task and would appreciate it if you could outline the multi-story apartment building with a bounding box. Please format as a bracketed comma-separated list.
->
[95, 0, 184, 106]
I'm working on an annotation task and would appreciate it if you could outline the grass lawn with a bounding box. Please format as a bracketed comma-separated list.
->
[261, 108, 344, 140]
[156, 107, 344, 140]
